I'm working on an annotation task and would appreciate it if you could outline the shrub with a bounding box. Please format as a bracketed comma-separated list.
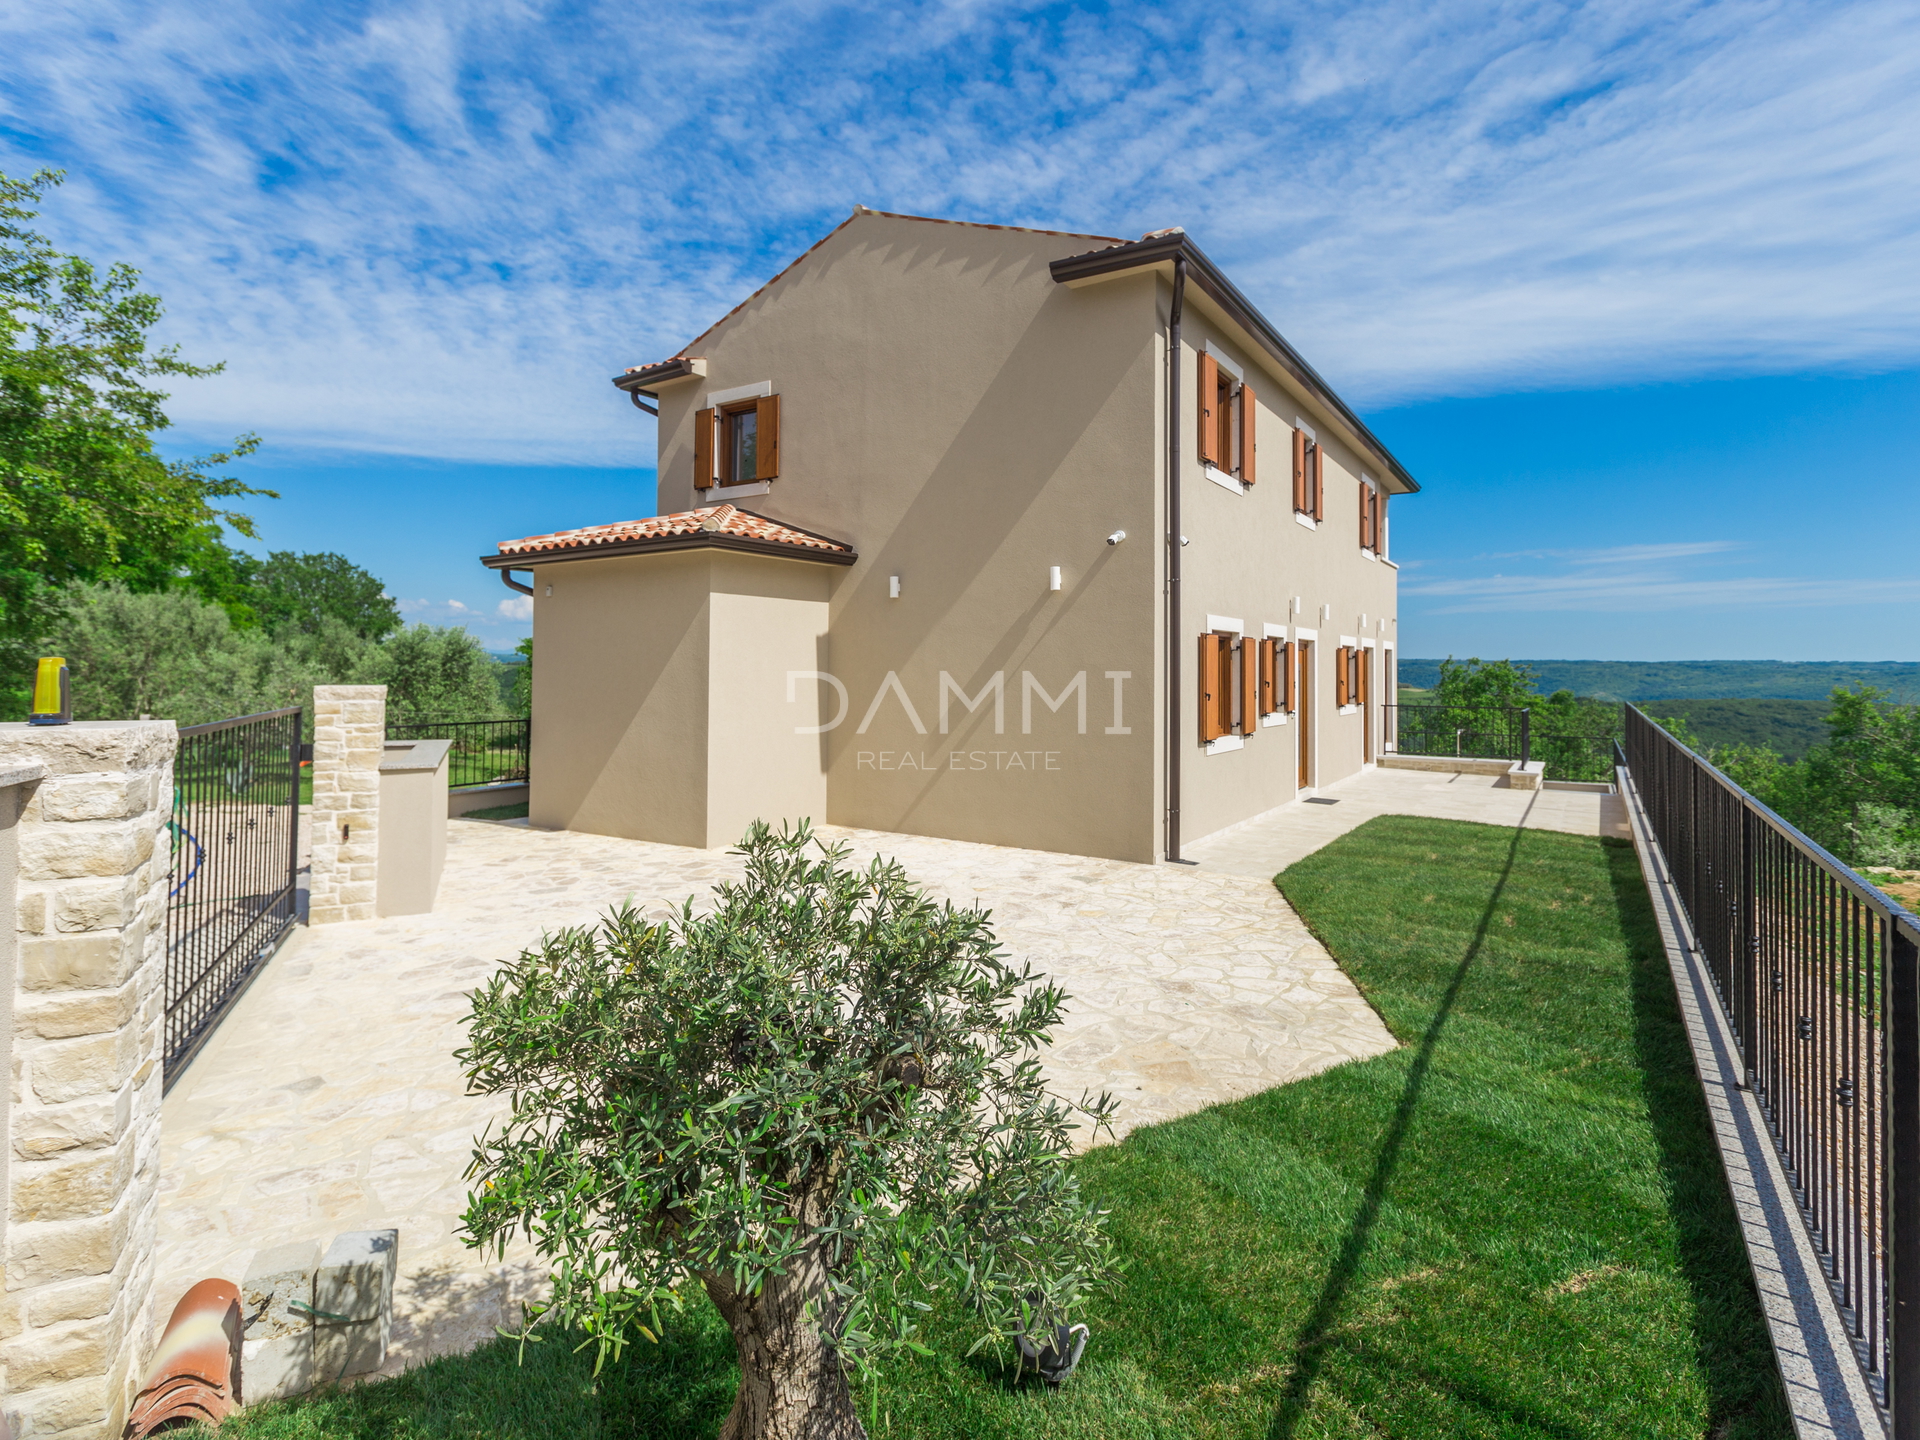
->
[459, 822, 1117, 1440]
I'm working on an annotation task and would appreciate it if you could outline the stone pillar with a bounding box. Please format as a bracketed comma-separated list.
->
[309, 686, 386, 926]
[0, 721, 175, 1440]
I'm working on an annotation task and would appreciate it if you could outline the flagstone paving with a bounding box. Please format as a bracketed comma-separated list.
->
[155, 817, 1396, 1377]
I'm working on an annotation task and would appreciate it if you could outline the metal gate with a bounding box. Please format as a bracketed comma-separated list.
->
[165, 706, 302, 1087]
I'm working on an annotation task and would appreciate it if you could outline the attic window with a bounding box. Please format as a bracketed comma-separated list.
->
[695, 393, 782, 489]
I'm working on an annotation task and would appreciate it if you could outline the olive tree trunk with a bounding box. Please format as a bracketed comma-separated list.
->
[704, 1256, 865, 1440]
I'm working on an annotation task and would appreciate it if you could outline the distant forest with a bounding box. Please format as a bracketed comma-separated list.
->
[1397, 659, 1920, 703]
[1394, 660, 1920, 761]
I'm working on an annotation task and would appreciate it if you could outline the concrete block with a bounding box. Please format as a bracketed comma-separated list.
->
[243, 1330, 316, 1405]
[243, 1239, 321, 1339]
[1506, 760, 1545, 791]
[312, 1229, 397, 1378]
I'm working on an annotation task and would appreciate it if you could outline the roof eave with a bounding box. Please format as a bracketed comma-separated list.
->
[482, 533, 858, 569]
[1050, 236, 1421, 495]
[613, 356, 707, 393]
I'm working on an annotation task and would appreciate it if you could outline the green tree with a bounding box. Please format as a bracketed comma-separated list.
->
[508, 634, 531, 716]
[239, 550, 402, 641]
[460, 823, 1117, 1440]
[47, 582, 375, 726]
[0, 169, 272, 688]
[373, 623, 505, 723]
[1430, 656, 1539, 710]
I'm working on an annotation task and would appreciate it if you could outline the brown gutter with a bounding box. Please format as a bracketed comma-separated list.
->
[1050, 233, 1421, 496]
[481, 532, 858, 570]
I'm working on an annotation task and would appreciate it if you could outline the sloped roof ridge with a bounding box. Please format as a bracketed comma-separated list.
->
[638, 208, 1131, 368]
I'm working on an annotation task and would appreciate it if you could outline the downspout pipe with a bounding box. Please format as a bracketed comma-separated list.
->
[499, 567, 534, 597]
[1167, 256, 1190, 864]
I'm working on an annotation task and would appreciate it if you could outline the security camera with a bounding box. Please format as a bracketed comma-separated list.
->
[1106, 530, 1126, 546]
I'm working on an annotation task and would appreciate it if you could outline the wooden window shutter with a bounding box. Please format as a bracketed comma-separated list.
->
[755, 394, 781, 480]
[1240, 638, 1259, 734]
[1197, 354, 1220, 468]
[1335, 646, 1350, 706]
[1292, 429, 1306, 511]
[1359, 481, 1371, 549]
[1376, 491, 1388, 554]
[1258, 638, 1274, 716]
[1240, 383, 1256, 484]
[1312, 444, 1325, 520]
[1282, 640, 1296, 711]
[1199, 634, 1224, 742]
[693, 407, 716, 490]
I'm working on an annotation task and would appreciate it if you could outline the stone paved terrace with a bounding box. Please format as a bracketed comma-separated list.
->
[155, 815, 1397, 1376]
[154, 765, 1628, 1378]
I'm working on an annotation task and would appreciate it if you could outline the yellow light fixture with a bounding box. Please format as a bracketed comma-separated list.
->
[29, 657, 70, 726]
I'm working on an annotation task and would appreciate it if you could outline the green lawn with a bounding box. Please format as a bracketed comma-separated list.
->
[217, 816, 1788, 1439]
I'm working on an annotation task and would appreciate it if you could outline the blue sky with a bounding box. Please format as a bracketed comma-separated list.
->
[4, 0, 1917, 658]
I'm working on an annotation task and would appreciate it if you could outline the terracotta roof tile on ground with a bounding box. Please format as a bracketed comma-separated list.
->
[496, 504, 855, 558]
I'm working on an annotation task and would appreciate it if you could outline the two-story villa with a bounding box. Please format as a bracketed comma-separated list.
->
[482, 208, 1419, 864]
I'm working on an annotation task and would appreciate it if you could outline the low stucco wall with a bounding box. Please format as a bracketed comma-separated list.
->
[376, 740, 449, 917]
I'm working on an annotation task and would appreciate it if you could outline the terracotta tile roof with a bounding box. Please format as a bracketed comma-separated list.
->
[494, 504, 855, 560]
[626, 208, 1130, 372]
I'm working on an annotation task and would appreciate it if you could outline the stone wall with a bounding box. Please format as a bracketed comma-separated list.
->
[309, 686, 387, 926]
[0, 721, 176, 1440]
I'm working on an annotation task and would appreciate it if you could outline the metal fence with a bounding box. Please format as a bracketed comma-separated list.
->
[385, 716, 530, 791]
[1623, 705, 1920, 1426]
[165, 706, 302, 1086]
[1384, 703, 1621, 783]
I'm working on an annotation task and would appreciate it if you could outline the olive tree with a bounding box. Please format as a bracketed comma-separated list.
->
[459, 822, 1118, 1440]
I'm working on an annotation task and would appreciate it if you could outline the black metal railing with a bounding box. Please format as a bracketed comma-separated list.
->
[1623, 705, 1920, 1425]
[1384, 703, 1622, 783]
[385, 716, 530, 791]
[165, 706, 302, 1086]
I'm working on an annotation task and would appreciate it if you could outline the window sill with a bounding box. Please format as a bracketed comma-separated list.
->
[1360, 548, 1377, 562]
[1204, 734, 1245, 755]
[710, 480, 771, 499]
[1204, 464, 1249, 495]
[1338, 705, 1360, 716]
[1261, 712, 1288, 727]
[1294, 511, 1318, 530]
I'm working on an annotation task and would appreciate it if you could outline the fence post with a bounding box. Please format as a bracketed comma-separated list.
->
[1519, 707, 1531, 768]
[309, 686, 386, 926]
[1893, 917, 1920, 1435]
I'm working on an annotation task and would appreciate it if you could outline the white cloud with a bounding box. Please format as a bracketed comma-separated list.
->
[3, 0, 1916, 462]
[496, 594, 533, 622]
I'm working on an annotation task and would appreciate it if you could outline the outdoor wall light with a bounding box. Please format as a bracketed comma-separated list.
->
[1049, 566, 1062, 592]
[889, 575, 901, 599]
[1106, 530, 1126, 546]
[544, 585, 552, 596]
[28, 656, 70, 726]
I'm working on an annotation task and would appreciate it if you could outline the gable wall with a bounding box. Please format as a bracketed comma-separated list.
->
[651, 214, 1163, 861]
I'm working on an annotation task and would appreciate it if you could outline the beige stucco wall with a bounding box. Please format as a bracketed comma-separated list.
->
[375, 741, 449, 917]
[648, 216, 1164, 863]
[1169, 297, 1401, 846]
[530, 550, 831, 849]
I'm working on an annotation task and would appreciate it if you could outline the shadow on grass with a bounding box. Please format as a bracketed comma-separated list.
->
[1265, 812, 1531, 1439]
[1607, 838, 1792, 1439]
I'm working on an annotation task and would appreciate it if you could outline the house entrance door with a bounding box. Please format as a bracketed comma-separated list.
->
[1296, 640, 1313, 789]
